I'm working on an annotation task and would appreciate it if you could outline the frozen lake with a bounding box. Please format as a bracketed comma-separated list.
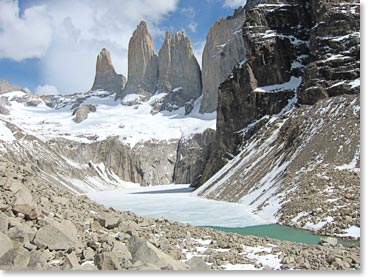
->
[87, 185, 271, 228]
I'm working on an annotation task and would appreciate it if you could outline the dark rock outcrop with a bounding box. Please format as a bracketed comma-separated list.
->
[173, 129, 215, 186]
[91, 48, 126, 94]
[200, 1, 310, 184]
[298, 0, 360, 104]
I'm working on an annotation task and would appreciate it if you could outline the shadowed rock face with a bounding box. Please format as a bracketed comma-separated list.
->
[298, 0, 360, 104]
[122, 21, 159, 98]
[199, 7, 247, 114]
[91, 48, 126, 94]
[157, 31, 202, 112]
[199, 1, 311, 185]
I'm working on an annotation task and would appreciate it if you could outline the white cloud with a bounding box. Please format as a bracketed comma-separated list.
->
[180, 7, 196, 18]
[223, 0, 246, 8]
[35, 84, 60, 95]
[187, 22, 198, 33]
[0, 0, 52, 61]
[1, 0, 179, 94]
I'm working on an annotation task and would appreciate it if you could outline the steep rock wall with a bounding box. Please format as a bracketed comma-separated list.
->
[199, 7, 246, 113]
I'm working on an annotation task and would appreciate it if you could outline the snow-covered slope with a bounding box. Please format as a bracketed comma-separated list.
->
[1, 90, 215, 147]
[194, 95, 360, 238]
[0, 89, 216, 192]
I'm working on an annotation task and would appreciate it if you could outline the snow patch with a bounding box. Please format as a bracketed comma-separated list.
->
[336, 225, 360, 239]
[253, 77, 302, 94]
[0, 120, 16, 142]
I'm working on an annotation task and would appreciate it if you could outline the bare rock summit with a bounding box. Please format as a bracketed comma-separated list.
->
[158, 31, 202, 112]
[91, 48, 126, 94]
[122, 21, 159, 98]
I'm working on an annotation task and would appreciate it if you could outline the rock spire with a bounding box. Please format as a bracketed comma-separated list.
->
[91, 48, 126, 94]
[122, 21, 159, 97]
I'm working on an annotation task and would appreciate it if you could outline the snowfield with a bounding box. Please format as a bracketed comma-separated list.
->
[1, 91, 216, 147]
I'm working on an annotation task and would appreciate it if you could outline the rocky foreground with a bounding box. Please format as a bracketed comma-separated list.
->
[0, 160, 360, 270]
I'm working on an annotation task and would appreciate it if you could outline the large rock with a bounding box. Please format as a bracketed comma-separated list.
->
[94, 243, 132, 270]
[12, 187, 38, 220]
[33, 219, 79, 250]
[7, 222, 36, 244]
[62, 252, 81, 270]
[185, 257, 209, 271]
[91, 48, 126, 94]
[199, 7, 246, 113]
[122, 21, 158, 97]
[319, 237, 338, 246]
[0, 247, 30, 270]
[158, 31, 202, 111]
[0, 232, 13, 259]
[72, 104, 97, 123]
[96, 212, 121, 229]
[127, 235, 189, 270]
[0, 212, 9, 233]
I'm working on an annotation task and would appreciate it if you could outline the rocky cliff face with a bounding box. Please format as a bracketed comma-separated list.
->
[158, 31, 202, 112]
[122, 21, 159, 98]
[173, 129, 215, 185]
[199, 0, 310, 184]
[49, 137, 178, 187]
[199, 7, 246, 113]
[91, 48, 126, 94]
[298, 0, 360, 104]
[196, 0, 360, 238]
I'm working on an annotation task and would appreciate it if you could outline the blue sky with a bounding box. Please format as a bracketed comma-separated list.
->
[0, 0, 246, 94]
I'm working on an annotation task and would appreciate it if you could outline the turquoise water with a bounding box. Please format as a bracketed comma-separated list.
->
[205, 224, 357, 247]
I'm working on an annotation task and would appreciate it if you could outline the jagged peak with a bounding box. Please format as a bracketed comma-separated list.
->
[137, 20, 148, 31]
[100, 48, 109, 55]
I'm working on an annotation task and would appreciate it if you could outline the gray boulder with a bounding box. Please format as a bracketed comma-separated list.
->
[0, 212, 9, 233]
[0, 247, 30, 270]
[185, 257, 209, 271]
[7, 223, 35, 244]
[319, 237, 338, 247]
[72, 104, 97, 123]
[127, 235, 189, 270]
[94, 252, 124, 270]
[0, 232, 13, 259]
[62, 252, 80, 270]
[12, 187, 38, 220]
[33, 219, 79, 250]
[96, 212, 121, 229]
[130, 260, 160, 270]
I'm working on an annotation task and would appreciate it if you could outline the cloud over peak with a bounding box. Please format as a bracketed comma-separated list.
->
[0, 0, 52, 61]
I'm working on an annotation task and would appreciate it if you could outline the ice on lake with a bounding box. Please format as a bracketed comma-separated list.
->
[87, 185, 271, 228]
